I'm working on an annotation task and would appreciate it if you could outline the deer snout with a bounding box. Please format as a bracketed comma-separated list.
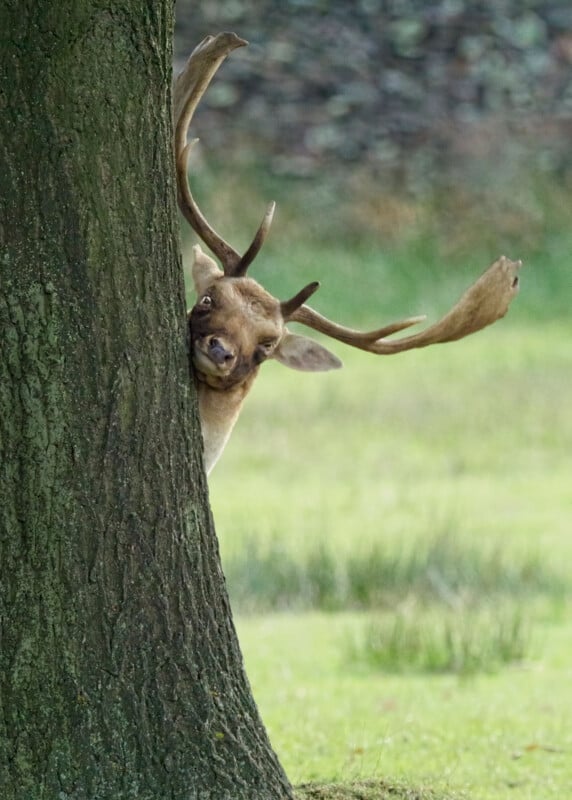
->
[208, 336, 235, 366]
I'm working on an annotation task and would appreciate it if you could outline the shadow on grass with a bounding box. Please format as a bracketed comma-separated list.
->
[296, 778, 466, 799]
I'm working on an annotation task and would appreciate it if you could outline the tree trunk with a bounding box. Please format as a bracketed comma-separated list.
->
[0, 3, 292, 798]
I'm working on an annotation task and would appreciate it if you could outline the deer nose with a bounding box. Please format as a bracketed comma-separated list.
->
[208, 337, 235, 365]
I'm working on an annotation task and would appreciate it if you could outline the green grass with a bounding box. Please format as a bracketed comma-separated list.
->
[238, 612, 571, 800]
[210, 324, 571, 570]
[348, 603, 531, 676]
[186, 176, 572, 798]
[204, 315, 572, 799]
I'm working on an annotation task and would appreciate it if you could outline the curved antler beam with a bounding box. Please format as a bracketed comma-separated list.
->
[289, 256, 522, 355]
[174, 33, 276, 277]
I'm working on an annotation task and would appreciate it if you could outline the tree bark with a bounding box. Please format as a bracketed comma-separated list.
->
[0, 2, 292, 798]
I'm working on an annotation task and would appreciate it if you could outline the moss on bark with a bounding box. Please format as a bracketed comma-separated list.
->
[0, 2, 292, 798]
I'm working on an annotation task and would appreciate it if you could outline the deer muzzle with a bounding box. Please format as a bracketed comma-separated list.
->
[208, 336, 235, 366]
[192, 333, 238, 378]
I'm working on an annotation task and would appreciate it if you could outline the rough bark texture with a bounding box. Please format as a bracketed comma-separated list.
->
[0, 2, 292, 798]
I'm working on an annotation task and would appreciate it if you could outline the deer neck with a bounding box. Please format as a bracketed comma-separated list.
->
[195, 372, 258, 474]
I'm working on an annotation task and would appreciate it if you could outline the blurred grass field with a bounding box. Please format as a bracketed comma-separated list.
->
[211, 325, 571, 565]
[184, 174, 571, 799]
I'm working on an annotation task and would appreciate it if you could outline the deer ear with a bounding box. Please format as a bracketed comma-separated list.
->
[191, 244, 224, 295]
[273, 332, 342, 372]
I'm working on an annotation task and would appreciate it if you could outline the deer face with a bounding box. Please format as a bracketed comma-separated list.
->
[189, 245, 342, 391]
[190, 278, 283, 390]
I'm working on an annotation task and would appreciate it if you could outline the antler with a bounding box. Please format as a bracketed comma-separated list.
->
[176, 37, 521, 352]
[174, 33, 275, 277]
[286, 256, 522, 354]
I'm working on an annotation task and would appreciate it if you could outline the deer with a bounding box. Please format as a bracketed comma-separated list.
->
[174, 33, 522, 475]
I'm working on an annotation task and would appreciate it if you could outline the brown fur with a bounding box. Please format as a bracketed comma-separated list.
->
[188, 246, 340, 473]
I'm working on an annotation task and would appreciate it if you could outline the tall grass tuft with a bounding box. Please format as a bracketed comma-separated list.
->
[347, 602, 531, 675]
[224, 533, 565, 614]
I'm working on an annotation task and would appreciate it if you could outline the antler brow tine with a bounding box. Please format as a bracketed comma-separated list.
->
[174, 33, 276, 276]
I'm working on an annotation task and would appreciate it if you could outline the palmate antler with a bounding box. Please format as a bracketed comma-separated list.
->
[175, 33, 521, 356]
[287, 256, 522, 354]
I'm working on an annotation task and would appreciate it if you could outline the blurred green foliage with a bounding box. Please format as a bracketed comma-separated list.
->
[176, 1, 572, 323]
[175, 1, 572, 189]
[181, 161, 572, 326]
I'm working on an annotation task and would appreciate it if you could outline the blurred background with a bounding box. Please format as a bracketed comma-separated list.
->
[175, 0, 572, 186]
[174, 0, 572, 323]
[173, 6, 571, 795]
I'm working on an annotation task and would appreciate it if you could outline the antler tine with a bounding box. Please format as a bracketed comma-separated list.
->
[289, 256, 522, 355]
[280, 281, 321, 319]
[233, 201, 277, 277]
[174, 33, 276, 277]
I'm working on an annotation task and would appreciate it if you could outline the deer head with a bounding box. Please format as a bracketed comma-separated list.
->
[174, 33, 521, 475]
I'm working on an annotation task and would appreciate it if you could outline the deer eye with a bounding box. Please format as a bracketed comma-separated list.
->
[198, 294, 213, 309]
[253, 340, 277, 365]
